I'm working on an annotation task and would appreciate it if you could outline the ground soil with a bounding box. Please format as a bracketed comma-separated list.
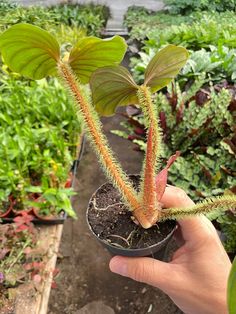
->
[48, 110, 183, 314]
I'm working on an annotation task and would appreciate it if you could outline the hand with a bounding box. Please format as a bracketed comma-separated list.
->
[109, 186, 231, 314]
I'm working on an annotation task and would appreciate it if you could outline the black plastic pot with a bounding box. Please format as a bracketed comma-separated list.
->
[86, 176, 177, 260]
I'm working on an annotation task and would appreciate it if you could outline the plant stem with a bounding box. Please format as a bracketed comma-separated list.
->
[133, 86, 163, 228]
[6, 239, 31, 274]
[138, 85, 163, 170]
[58, 62, 141, 212]
[161, 195, 236, 221]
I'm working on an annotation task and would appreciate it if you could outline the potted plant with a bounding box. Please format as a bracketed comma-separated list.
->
[0, 23, 235, 258]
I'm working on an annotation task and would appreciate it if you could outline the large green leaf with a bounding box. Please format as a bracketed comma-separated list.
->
[144, 45, 189, 93]
[228, 257, 236, 314]
[69, 36, 127, 84]
[0, 23, 60, 80]
[90, 66, 138, 116]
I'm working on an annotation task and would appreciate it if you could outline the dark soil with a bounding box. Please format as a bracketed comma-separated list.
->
[88, 177, 175, 250]
[48, 108, 183, 314]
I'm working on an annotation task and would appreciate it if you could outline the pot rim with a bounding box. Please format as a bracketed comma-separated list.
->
[86, 175, 177, 253]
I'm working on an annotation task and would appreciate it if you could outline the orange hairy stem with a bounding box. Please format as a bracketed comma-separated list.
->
[134, 125, 161, 228]
[58, 62, 141, 212]
[143, 125, 156, 209]
[138, 85, 162, 168]
[134, 86, 163, 228]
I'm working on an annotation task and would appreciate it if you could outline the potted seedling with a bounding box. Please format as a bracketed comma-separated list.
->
[0, 24, 235, 258]
[27, 175, 76, 222]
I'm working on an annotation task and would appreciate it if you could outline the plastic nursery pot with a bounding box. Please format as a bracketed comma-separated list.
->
[0, 196, 14, 218]
[33, 206, 56, 221]
[12, 194, 36, 216]
[86, 175, 177, 260]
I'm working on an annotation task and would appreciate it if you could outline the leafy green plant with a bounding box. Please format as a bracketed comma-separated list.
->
[26, 183, 76, 219]
[0, 65, 82, 216]
[143, 12, 236, 50]
[0, 2, 109, 36]
[131, 45, 236, 86]
[0, 24, 235, 229]
[49, 3, 110, 35]
[124, 6, 194, 41]
[164, 0, 236, 15]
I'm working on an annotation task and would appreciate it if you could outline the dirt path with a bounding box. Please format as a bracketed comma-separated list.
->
[48, 110, 182, 314]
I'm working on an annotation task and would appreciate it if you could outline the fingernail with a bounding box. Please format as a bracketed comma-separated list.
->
[109, 257, 127, 276]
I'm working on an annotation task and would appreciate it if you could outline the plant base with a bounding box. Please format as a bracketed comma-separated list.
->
[86, 175, 177, 259]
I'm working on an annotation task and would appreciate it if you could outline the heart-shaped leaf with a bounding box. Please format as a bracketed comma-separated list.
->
[90, 66, 138, 116]
[144, 45, 188, 93]
[69, 36, 127, 84]
[0, 24, 60, 80]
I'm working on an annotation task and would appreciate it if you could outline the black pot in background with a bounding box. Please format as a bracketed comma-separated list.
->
[86, 176, 177, 261]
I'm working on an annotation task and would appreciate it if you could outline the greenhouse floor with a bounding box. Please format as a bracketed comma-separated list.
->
[48, 110, 182, 314]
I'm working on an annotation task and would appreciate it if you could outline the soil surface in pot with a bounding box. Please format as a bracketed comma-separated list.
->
[88, 176, 175, 250]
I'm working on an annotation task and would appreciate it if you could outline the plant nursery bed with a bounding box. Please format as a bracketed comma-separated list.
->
[0, 224, 63, 314]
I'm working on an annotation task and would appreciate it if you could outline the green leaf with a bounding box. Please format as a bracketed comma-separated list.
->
[25, 186, 42, 193]
[69, 36, 127, 84]
[0, 23, 60, 80]
[144, 45, 189, 93]
[228, 257, 236, 314]
[90, 66, 138, 116]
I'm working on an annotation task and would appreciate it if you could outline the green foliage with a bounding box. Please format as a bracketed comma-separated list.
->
[164, 0, 236, 15]
[124, 6, 193, 41]
[156, 82, 235, 200]
[144, 12, 236, 50]
[0, 24, 127, 82]
[27, 184, 76, 218]
[69, 36, 127, 84]
[0, 24, 60, 80]
[0, 2, 109, 36]
[144, 45, 188, 93]
[131, 45, 236, 85]
[48, 3, 110, 36]
[0, 5, 57, 30]
[90, 45, 188, 116]
[0, 71, 82, 216]
[228, 257, 236, 314]
[125, 9, 236, 49]
[91, 66, 138, 116]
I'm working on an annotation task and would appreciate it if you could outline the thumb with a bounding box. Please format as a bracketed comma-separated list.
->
[109, 256, 176, 291]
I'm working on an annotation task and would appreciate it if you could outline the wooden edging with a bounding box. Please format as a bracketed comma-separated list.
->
[14, 224, 63, 314]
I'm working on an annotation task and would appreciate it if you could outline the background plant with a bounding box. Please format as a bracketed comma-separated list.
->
[0, 2, 109, 37]
[164, 0, 236, 15]
[0, 219, 42, 288]
[0, 69, 82, 216]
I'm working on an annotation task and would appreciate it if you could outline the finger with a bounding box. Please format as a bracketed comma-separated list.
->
[109, 256, 177, 292]
[161, 185, 194, 208]
[161, 186, 216, 242]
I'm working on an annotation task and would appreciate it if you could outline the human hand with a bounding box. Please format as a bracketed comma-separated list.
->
[109, 186, 231, 314]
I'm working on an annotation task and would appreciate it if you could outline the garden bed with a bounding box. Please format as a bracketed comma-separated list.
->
[1, 224, 63, 314]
